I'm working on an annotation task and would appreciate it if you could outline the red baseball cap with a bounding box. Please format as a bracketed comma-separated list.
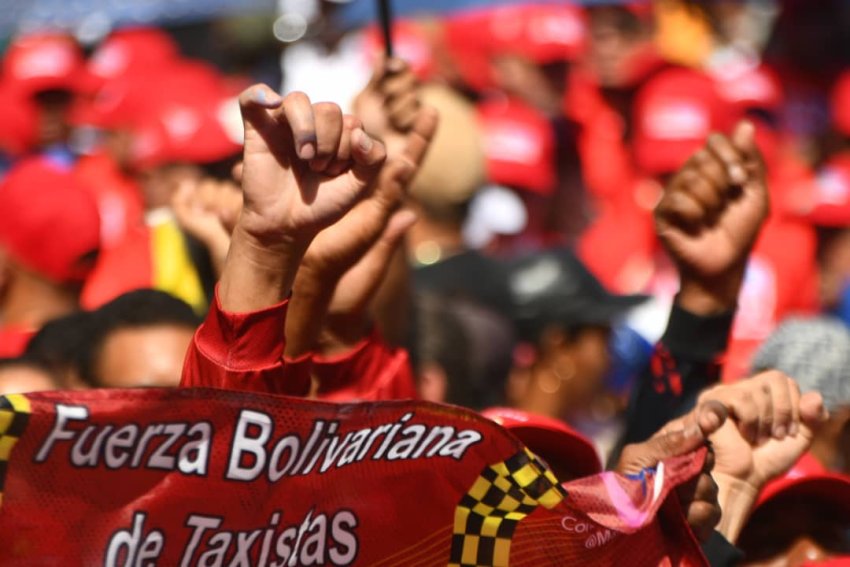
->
[363, 20, 436, 81]
[128, 62, 242, 169]
[486, 3, 587, 64]
[481, 407, 602, 480]
[632, 67, 731, 176]
[0, 81, 37, 155]
[832, 71, 850, 138]
[788, 153, 850, 227]
[86, 27, 180, 88]
[712, 63, 783, 116]
[3, 32, 85, 97]
[753, 453, 850, 519]
[0, 157, 100, 284]
[477, 97, 556, 196]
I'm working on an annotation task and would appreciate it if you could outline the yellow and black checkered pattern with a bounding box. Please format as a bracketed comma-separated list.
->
[449, 448, 566, 566]
[0, 394, 31, 508]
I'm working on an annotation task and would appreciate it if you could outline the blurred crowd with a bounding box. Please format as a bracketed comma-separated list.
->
[2, 0, 850, 565]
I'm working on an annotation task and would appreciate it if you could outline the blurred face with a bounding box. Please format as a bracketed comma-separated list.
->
[0, 364, 57, 395]
[33, 89, 73, 148]
[141, 163, 203, 211]
[587, 7, 651, 88]
[96, 325, 194, 388]
[739, 496, 850, 566]
[566, 325, 612, 401]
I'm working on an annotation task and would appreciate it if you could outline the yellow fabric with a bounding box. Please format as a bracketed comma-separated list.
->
[150, 219, 207, 315]
[654, 0, 715, 69]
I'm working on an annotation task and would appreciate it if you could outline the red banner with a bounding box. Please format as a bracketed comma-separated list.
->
[0, 389, 708, 566]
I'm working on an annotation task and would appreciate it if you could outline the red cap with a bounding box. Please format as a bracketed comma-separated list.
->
[713, 64, 783, 116]
[363, 20, 436, 81]
[477, 97, 556, 196]
[788, 153, 850, 226]
[86, 27, 179, 88]
[443, 10, 497, 92]
[0, 158, 100, 284]
[127, 62, 242, 169]
[832, 71, 850, 137]
[0, 81, 37, 155]
[632, 67, 730, 176]
[802, 558, 850, 566]
[444, 4, 586, 91]
[481, 407, 602, 479]
[754, 453, 850, 517]
[486, 3, 587, 64]
[3, 33, 85, 96]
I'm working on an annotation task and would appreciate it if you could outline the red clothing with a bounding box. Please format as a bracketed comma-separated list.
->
[0, 325, 35, 358]
[74, 153, 143, 250]
[180, 290, 417, 402]
[312, 329, 417, 402]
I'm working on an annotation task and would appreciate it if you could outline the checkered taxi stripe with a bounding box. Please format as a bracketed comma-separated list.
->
[0, 394, 31, 508]
[449, 448, 566, 567]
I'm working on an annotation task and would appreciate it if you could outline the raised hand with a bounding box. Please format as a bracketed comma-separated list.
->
[284, 107, 439, 357]
[655, 121, 770, 312]
[218, 86, 387, 313]
[353, 58, 421, 153]
[617, 401, 728, 542]
[238, 86, 387, 244]
[695, 371, 828, 542]
[172, 178, 242, 276]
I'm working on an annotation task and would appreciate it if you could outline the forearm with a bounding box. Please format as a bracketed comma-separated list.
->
[285, 273, 337, 358]
[677, 266, 744, 317]
[713, 473, 759, 544]
[617, 303, 735, 450]
[218, 224, 307, 313]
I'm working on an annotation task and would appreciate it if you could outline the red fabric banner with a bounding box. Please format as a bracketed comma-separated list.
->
[0, 389, 708, 566]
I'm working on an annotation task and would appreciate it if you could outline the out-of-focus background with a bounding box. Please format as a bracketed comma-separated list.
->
[2, 0, 850, 458]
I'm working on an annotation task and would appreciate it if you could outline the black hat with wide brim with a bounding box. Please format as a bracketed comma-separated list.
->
[507, 248, 649, 339]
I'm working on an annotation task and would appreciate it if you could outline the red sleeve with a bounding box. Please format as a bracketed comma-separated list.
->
[311, 329, 418, 402]
[180, 288, 311, 396]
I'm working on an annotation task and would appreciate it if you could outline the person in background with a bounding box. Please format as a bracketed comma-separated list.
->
[414, 292, 515, 409]
[1, 32, 86, 162]
[504, 248, 646, 423]
[69, 27, 182, 251]
[24, 311, 95, 389]
[79, 59, 243, 314]
[752, 316, 850, 475]
[78, 289, 199, 389]
[0, 157, 100, 357]
[617, 118, 769, 451]
[0, 357, 59, 396]
[737, 453, 850, 566]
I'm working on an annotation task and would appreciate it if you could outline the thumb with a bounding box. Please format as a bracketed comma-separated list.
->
[648, 401, 728, 463]
[731, 120, 759, 163]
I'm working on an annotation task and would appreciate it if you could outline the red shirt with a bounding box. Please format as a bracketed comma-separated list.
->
[180, 290, 417, 402]
[0, 325, 35, 358]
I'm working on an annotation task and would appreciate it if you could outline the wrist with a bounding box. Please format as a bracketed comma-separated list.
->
[218, 224, 308, 312]
[713, 471, 759, 544]
[677, 268, 744, 316]
[319, 315, 372, 356]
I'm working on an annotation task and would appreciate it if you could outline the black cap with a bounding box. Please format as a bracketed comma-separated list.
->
[506, 248, 648, 340]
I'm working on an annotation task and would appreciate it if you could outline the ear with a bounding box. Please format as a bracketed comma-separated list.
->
[417, 362, 448, 404]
